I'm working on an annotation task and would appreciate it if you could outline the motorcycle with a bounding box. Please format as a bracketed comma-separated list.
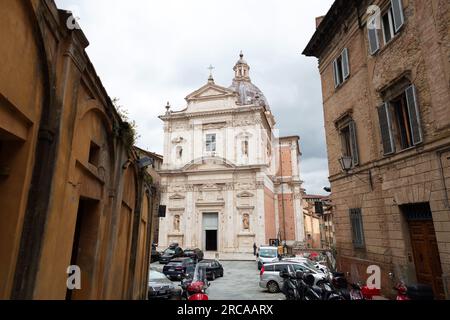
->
[180, 264, 210, 300]
[280, 270, 302, 300]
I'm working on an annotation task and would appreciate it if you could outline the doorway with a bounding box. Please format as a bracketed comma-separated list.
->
[402, 203, 445, 299]
[203, 213, 218, 252]
[66, 197, 99, 300]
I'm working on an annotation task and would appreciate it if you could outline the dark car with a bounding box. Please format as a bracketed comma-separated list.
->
[163, 257, 196, 281]
[148, 269, 181, 300]
[183, 248, 204, 262]
[159, 244, 184, 264]
[151, 244, 160, 263]
[198, 259, 224, 281]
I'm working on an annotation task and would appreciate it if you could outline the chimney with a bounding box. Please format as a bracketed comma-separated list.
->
[315, 16, 325, 28]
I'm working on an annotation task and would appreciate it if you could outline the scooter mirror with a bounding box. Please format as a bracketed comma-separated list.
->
[388, 272, 394, 279]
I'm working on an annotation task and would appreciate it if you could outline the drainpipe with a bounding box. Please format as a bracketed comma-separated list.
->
[437, 148, 450, 209]
[279, 141, 287, 242]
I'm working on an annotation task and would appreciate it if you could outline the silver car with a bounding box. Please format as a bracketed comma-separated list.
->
[148, 269, 181, 299]
[259, 261, 327, 293]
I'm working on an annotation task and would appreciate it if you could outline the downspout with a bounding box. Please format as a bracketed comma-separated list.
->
[278, 141, 287, 242]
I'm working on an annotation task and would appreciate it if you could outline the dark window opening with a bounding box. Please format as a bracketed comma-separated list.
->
[392, 93, 413, 150]
[382, 8, 395, 44]
[88, 141, 100, 167]
[341, 126, 352, 157]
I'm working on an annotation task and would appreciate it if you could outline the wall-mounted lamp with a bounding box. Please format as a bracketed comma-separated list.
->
[339, 156, 373, 190]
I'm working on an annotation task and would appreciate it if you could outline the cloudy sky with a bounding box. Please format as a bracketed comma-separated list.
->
[55, 0, 334, 195]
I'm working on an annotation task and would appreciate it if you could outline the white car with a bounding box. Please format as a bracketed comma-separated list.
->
[282, 257, 329, 275]
[259, 261, 326, 293]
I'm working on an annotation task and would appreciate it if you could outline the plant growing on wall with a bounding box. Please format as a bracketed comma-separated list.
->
[112, 98, 140, 149]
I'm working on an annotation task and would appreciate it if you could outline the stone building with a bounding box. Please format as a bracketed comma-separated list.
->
[157, 54, 305, 260]
[135, 147, 164, 244]
[303, 195, 335, 249]
[303, 0, 450, 298]
[0, 0, 157, 299]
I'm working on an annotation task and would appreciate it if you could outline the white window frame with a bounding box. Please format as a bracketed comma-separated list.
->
[205, 134, 216, 152]
[381, 8, 395, 45]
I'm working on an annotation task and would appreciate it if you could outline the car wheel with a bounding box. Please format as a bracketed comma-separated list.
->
[267, 281, 280, 293]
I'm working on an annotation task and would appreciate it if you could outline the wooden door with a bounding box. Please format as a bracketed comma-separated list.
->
[409, 220, 445, 299]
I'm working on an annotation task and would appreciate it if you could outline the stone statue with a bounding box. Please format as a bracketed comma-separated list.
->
[243, 214, 250, 230]
[174, 215, 180, 231]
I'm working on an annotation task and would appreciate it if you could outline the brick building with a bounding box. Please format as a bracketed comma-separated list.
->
[303, 0, 450, 298]
[0, 0, 157, 299]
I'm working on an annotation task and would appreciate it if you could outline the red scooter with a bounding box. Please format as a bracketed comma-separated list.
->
[389, 272, 435, 300]
[181, 265, 209, 300]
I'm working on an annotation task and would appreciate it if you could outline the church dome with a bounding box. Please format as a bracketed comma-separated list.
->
[228, 52, 270, 109]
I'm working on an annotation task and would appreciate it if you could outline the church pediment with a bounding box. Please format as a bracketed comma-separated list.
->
[182, 156, 236, 171]
[169, 193, 185, 200]
[237, 191, 255, 198]
[185, 83, 236, 102]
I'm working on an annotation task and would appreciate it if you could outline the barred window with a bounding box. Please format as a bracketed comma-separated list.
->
[349, 208, 365, 248]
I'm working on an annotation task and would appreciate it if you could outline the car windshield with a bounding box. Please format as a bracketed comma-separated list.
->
[259, 249, 277, 258]
[199, 261, 213, 267]
[149, 270, 167, 280]
[164, 249, 175, 255]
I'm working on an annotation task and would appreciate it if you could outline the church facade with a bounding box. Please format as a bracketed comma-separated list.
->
[157, 54, 305, 259]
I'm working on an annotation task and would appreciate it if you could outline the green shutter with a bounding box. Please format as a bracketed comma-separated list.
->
[377, 103, 396, 155]
[405, 85, 423, 145]
[348, 120, 359, 166]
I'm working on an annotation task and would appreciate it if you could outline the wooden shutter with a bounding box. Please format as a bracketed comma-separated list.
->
[377, 103, 395, 155]
[348, 120, 360, 166]
[405, 85, 423, 145]
[332, 59, 339, 88]
[368, 17, 380, 55]
[342, 48, 350, 79]
[391, 0, 405, 33]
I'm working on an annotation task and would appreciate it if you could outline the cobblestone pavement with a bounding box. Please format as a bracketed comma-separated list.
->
[151, 260, 284, 300]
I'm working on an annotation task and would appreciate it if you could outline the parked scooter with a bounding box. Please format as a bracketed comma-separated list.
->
[389, 273, 434, 301]
[180, 265, 210, 300]
[280, 270, 343, 301]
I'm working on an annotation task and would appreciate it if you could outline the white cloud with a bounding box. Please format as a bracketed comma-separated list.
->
[55, 0, 334, 194]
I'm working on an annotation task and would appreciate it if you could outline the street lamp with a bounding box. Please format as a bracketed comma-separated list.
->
[339, 156, 353, 172]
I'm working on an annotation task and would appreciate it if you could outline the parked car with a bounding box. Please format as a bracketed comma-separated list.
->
[148, 269, 181, 300]
[257, 246, 280, 270]
[259, 261, 326, 293]
[183, 248, 204, 262]
[163, 257, 196, 281]
[159, 244, 184, 264]
[282, 257, 328, 275]
[151, 243, 160, 263]
[198, 259, 224, 281]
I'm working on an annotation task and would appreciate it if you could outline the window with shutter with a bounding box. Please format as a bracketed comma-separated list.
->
[332, 48, 349, 88]
[368, 16, 380, 55]
[379, 84, 423, 155]
[405, 85, 423, 145]
[391, 0, 405, 33]
[348, 121, 359, 166]
[338, 117, 360, 168]
[333, 60, 339, 88]
[377, 103, 395, 155]
[342, 48, 350, 79]
[349, 208, 365, 248]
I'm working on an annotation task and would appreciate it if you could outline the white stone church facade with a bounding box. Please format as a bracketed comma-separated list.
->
[157, 53, 305, 260]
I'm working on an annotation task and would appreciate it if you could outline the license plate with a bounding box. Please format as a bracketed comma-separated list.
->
[159, 290, 166, 295]
[168, 269, 175, 272]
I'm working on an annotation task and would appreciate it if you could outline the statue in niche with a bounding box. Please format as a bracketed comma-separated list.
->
[174, 215, 180, 231]
[243, 214, 250, 230]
